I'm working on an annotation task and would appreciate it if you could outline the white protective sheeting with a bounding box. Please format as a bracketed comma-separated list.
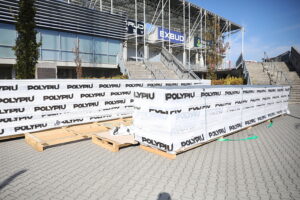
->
[0, 79, 210, 137]
[133, 85, 290, 153]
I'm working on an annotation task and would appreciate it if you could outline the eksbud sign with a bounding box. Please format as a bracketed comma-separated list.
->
[158, 27, 184, 44]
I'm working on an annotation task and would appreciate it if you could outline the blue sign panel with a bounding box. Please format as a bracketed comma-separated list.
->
[158, 27, 184, 44]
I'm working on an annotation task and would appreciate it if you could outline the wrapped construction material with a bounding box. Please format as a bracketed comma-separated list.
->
[133, 85, 290, 153]
[0, 79, 210, 137]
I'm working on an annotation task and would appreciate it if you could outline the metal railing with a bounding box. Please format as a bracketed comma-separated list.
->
[262, 62, 291, 86]
[160, 47, 200, 80]
[143, 61, 166, 79]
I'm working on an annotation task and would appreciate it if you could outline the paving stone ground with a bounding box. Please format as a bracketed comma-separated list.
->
[0, 104, 300, 200]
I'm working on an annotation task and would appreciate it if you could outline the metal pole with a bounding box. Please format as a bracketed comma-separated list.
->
[144, 0, 146, 60]
[188, 2, 191, 70]
[135, 0, 138, 62]
[162, 0, 164, 48]
[183, 0, 186, 66]
[204, 10, 206, 69]
[242, 27, 244, 56]
[111, 0, 113, 13]
[169, 0, 171, 52]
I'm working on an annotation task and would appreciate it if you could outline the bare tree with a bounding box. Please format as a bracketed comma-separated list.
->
[73, 39, 83, 79]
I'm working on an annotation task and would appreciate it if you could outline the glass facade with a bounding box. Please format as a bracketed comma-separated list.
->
[0, 23, 121, 65]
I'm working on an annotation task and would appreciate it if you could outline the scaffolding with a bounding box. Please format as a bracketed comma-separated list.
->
[65, 0, 242, 70]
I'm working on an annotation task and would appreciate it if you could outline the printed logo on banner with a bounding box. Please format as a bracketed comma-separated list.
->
[166, 83, 178, 86]
[256, 103, 265, 107]
[188, 105, 210, 111]
[268, 112, 275, 117]
[181, 83, 192, 86]
[208, 127, 226, 138]
[158, 27, 184, 44]
[272, 96, 280, 99]
[0, 96, 34, 103]
[0, 108, 25, 114]
[201, 91, 221, 97]
[14, 123, 47, 132]
[67, 84, 93, 89]
[103, 106, 120, 111]
[42, 113, 62, 118]
[250, 98, 260, 102]
[243, 89, 255, 94]
[34, 105, 66, 111]
[267, 102, 274, 105]
[245, 118, 256, 125]
[229, 123, 242, 131]
[73, 102, 99, 108]
[268, 89, 276, 92]
[277, 88, 283, 92]
[141, 137, 174, 151]
[225, 91, 240, 95]
[28, 84, 59, 90]
[215, 102, 231, 107]
[257, 115, 266, 121]
[90, 115, 112, 120]
[147, 83, 163, 87]
[0, 85, 18, 91]
[235, 100, 247, 105]
[165, 92, 195, 101]
[61, 119, 84, 124]
[104, 99, 126, 105]
[257, 89, 266, 93]
[0, 129, 4, 135]
[134, 92, 155, 99]
[110, 91, 131, 96]
[181, 134, 205, 147]
[99, 84, 121, 88]
[149, 109, 182, 115]
[277, 110, 282, 114]
[0, 116, 33, 123]
[262, 97, 271, 100]
[125, 83, 143, 88]
[43, 94, 74, 101]
[80, 93, 105, 98]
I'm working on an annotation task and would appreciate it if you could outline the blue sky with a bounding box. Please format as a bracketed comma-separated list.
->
[190, 0, 300, 62]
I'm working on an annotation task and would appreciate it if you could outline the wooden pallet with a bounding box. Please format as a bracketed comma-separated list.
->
[92, 131, 138, 152]
[0, 134, 24, 141]
[139, 118, 279, 160]
[25, 117, 132, 152]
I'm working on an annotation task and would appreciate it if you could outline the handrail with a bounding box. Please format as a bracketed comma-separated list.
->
[143, 61, 167, 79]
[161, 47, 200, 79]
[262, 53, 292, 86]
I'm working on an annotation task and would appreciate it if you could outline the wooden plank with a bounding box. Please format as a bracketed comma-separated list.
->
[92, 132, 137, 152]
[140, 145, 176, 160]
[24, 117, 133, 152]
[0, 134, 24, 141]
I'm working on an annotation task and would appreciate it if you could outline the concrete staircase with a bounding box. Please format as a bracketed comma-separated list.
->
[246, 61, 300, 103]
[245, 62, 271, 85]
[125, 61, 180, 79]
[125, 61, 154, 79]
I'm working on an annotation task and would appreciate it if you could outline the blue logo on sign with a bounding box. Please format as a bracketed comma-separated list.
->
[158, 27, 184, 44]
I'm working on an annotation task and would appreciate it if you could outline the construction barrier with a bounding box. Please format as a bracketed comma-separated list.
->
[133, 85, 290, 153]
[0, 79, 210, 137]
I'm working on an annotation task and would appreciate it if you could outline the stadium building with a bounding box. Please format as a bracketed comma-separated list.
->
[0, 0, 243, 79]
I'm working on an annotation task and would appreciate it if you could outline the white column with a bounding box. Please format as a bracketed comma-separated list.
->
[188, 2, 191, 70]
[123, 41, 128, 61]
[242, 27, 244, 56]
[135, 0, 138, 62]
[100, 0, 102, 11]
[111, 0, 113, 13]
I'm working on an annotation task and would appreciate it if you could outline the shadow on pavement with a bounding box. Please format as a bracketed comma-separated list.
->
[157, 192, 172, 200]
[0, 169, 27, 191]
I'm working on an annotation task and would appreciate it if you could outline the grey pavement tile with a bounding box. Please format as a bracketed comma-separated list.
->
[1, 104, 300, 200]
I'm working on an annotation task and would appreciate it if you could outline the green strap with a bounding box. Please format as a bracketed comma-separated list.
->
[218, 135, 258, 141]
[267, 121, 273, 128]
